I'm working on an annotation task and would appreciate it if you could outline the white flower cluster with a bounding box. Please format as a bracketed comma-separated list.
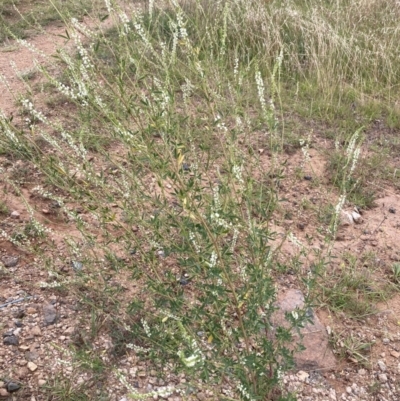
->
[118, 12, 131, 36]
[22, 99, 48, 124]
[60, 130, 87, 159]
[236, 115, 243, 130]
[152, 77, 170, 113]
[0, 229, 28, 247]
[346, 131, 359, 156]
[72, 31, 94, 72]
[220, 2, 229, 55]
[114, 123, 135, 144]
[195, 61, 204, 78]
[212, 185, 221, 210]
[238, 263, 248, 281]
[299, 137, 311, 167]
[331, 193, 347, 236]
[170, 20, 179, 61]
[346, 129, 362, 178]
[104, 0, 113, 14]
[189, 231, 201, 253]
[0, 111, 20, 146]
[159, 309, 181, 321]
[207, 251, 218, 268]
[237, 382, 255, 401]
[28, 216, 52, 237]
[126, 344, 151, 354]
[232, 164, 244, 191]
[52, 79, 78, 100]
[16, 39, 47, 59]
[176, 10, 188, 41]
[230, 228, 239, 252]
[181, 78, 194, 103]
[71, 18, 95, 39]
[141, 318, 151, 337]
[335, 194, 346, 217]
[33, 186, 64, 206]
[349, 147, 360, 177]
[148, 0, 154, 17]
[210, 210, 230, 229]
[233, 58, 239, 77]
[255, 70, 267, 116]
[132, 13, 151, 49]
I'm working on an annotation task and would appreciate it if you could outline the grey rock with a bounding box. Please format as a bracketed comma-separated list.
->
[25, 351, 39, 361]
[273, 289, 336, 370]
[378, 360, 386, 372]
[3, 334, 19, 346]
[43, 304, 57, 325]
[179, 276, 190, 286]
[378, 373, 388, 383]
[6, 381, 21, 393]
[71, 261, 83, 272]
[157, 250, 165, 258]
[351, 211, 363, 224]
[340, 211, 354, 226]
[2, 256, 19, 267]
[196, 393, 206, 401]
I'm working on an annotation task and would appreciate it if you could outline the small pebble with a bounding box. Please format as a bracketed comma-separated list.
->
[6, 381, 21, 393]
[71, 261, 83, 272]
[43, 304, 57, 325]
[378, 373, 388, 383]
[351, 211, 363, 224]
[30, 326, 42, 337]
[3, 334, 19, 346]
[2, 256, 19, 268]
[297, 371, 309, 382]
[27, 362, 38, 372]
[390, 350, 400, 358]
[378, 360, 386, 372]
[10, 211, 20, 219]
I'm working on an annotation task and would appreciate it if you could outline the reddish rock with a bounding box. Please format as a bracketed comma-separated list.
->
[273, 289, 336, 371]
